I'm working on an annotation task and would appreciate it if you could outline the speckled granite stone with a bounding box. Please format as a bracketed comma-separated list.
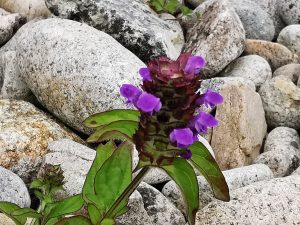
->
[273, 64, 300, 83]
[13, 18, 145, 134]
[259, 75, 300, 129]
[184, 0, 245, 78]
[277, 0, 300, 25]
[244, 39, 299, 71]
[277, 25, 300, 57]
[0, 99, 82, 183]
[196, 176, 300, 225]
[44, 0, 184, 61]
[0, 166, 31, 207]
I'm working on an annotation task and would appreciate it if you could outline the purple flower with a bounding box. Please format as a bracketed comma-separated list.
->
[179, 150, 192, 159]
[189, 111, 218, 134]
[139, 67, 152, 81]
[136, 92, 162, 115]
[184, 56, 206, 75]
[120, 84, 142, 104]
[196, 89, 223, 108]
[169, 128, 195, 148]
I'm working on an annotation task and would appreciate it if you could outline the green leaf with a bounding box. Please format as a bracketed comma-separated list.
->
[0, 202, 41, 225]
[84, 110, 140, 128]
[30, 179, 44, 189]
[165, 0, 179, 14]
[150, 0, 165, 11]
[87, 121, 138, 143]
[189, 141, 230, 201]
[83, 142, 116, 203]
[100, 218, 115, 225]
[55, 216, 92, 225]
[162, 158, 199, 225]
[87, 204, 101, 225]
[44, 195, 84, 221]
[180, 5, 193, 16]
[87, 141, 133, 220]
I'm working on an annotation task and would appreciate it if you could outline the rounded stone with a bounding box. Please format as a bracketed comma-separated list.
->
[221, 55, 272, 89]
[259, 75, 300, 129]
[228, 0, 275, 41]
[278, 0, 300, 25]
[0, 166, 31, 207]
[273, 64, 300, 83]
[13, 18, 145, 134]
[277, 25, 300, 57]
[244, 39, 299, 71]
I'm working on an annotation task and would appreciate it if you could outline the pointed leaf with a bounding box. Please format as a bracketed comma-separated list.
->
[100, 218, 115, 225]
[93, 130, 133, 142]
[87, 203, 102, 225]
[87, 121, 138, 143]
[87, 141, 133, 220]
[162, 158, 199, 225]
[189, 141, 230, 201]
[83, 142, 116, 203]
[84, 110, 140, 128]
[44, 195, 84, 221]
[55, 216, 92, 225]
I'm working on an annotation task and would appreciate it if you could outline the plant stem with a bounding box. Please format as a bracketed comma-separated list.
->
[105, 166, 150, 218]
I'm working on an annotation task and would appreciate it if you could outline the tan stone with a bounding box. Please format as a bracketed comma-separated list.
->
[0, 99, 83, 183]
[211, 81, 267, 170]
[0, 214, 15, 225]
[0, 0, 51, 21]
[244, 39, 299, 71]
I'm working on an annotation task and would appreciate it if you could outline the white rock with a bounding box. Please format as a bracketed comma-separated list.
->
[259, 75, 300, 129]
[273, 64, 300, 83]
[12, 18, 145, 134]
[0, 0, 51, 21]
[137, 182, 186, 225]
[0, 11, 24, 45]
[0, 100, 82, 183]
[162, 164, 273, 213]
[255, 127, 300, 177]
[0, 166, 31, 207]
[196, 176, 300, 225]
[44, 0, 184, 61]
[220, 55, 272, 89]
[184, 0, 245, 78]
[0, 51, 31, 100]
[277, 25, 300, 57]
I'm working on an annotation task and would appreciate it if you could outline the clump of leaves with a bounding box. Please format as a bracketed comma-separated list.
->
[149, 0, 193, 16]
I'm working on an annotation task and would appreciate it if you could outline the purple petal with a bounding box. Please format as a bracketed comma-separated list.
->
[189, 111, 218, 134]
[184, 56, 206, 75]
[196, 89, 223, 108]
[169, 128, 195, 148]
[120, 84, 142, 104]
[139, 67, 152, 81]
[136, 92, 161, 114]
[180, 150, 192, 159]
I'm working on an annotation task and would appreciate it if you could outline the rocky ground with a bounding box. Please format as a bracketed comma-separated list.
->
[0, 0, 299, 224]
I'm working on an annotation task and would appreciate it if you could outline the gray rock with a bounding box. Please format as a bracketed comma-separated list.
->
[0, 0, 51, 21]
[184, 0, 245, 78]
[0, 100, 82, 183]
[137, 182, 186, 225]
[278, 0, 300, 25]
[196, 176, 300, 225]
[273, 64, 300, 83]
[116, 191, 153, 225]
[292, 166, 300, 175]
[0, 51, 31, 100]
[163, 164, 273, 214]
[259, 75, 300, 129]
[199, 77, 267, 170]
[277, 25, 300, 57]
[244, 39, 299, 71]
[0, 11, 24, 46]
[228, 0, 275, 41]
[40, 139, 95, 197]
[12, 18, 145, 134]
[0, 166, 31, 207]
[220, 55, 272, 89]
[45, 0, 184, 61]
[254, 127, 300, 177]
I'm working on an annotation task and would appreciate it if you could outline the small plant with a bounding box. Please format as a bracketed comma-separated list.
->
[0, 53, 229, 225]
[149, 0, 193, 16]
